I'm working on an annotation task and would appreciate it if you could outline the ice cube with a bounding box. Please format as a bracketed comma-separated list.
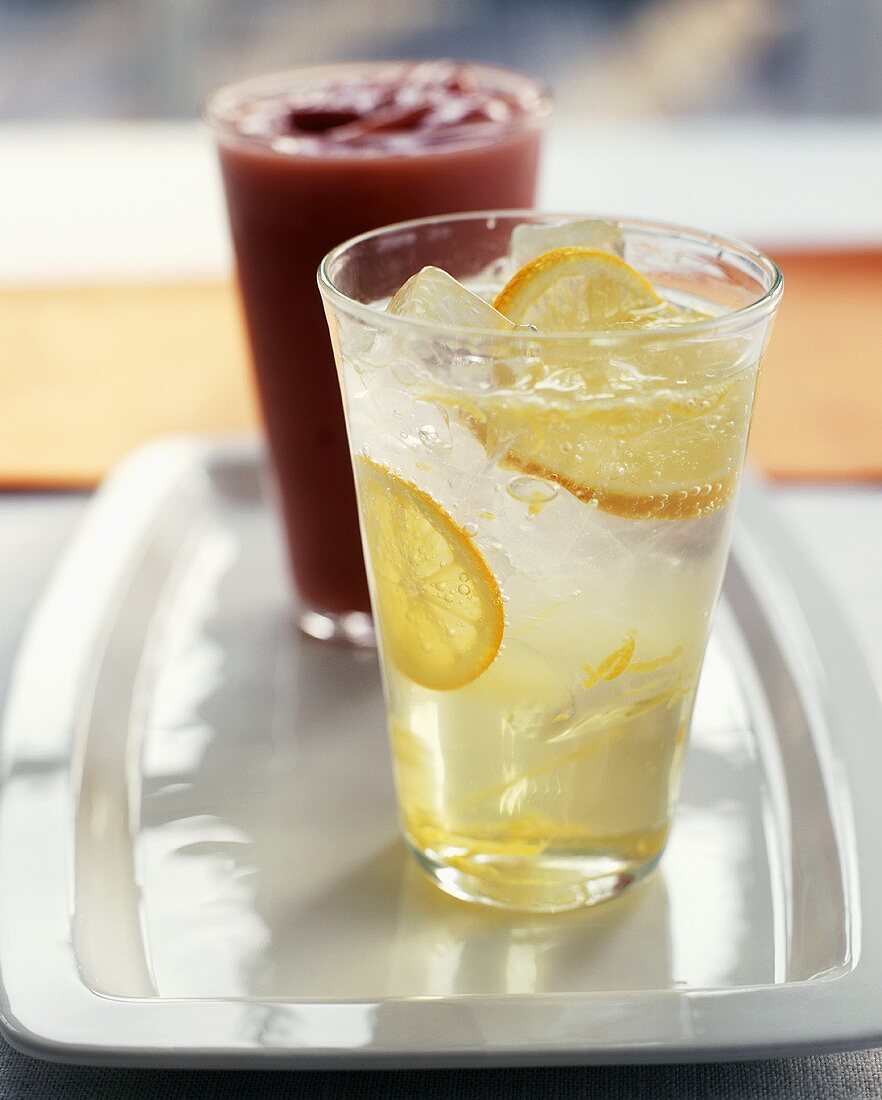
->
[387, 266, 514, 330]
[366, 267, 514, 390]
[510, 219, 625, 267]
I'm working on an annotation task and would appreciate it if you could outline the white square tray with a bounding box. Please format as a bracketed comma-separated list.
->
[1, 438, 880, 1068]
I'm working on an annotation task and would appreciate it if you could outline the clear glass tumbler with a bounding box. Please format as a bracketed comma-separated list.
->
[319, 212, 782, 912]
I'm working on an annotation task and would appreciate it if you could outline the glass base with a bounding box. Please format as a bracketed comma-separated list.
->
[410, 842, 662, 914]
[298, 607, 375, 647]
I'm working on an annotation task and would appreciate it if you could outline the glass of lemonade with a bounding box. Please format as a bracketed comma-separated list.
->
[319, 213, 782, 912]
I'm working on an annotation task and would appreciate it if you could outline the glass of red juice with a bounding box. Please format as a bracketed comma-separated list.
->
[206, 61, 552, 644]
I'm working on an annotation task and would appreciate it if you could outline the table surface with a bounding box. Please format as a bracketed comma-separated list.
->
[2, 119, 882, 1096]
[1, 484, 881, 1096]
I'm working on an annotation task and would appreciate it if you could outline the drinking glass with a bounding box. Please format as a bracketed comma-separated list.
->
[206, 64, 551, 645]
[320, 212, 782, 911]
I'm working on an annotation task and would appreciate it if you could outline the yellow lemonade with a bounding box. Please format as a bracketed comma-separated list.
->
[328, 228, 772, 911]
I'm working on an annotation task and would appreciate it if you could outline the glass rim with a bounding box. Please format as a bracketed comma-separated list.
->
[203, 61, 553, 155]
[318, 211, 784, 344]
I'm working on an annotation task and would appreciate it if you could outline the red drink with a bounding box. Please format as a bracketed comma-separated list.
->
[207, 62, 551, 642]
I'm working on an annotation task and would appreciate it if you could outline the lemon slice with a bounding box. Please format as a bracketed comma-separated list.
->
[355, 457, 504, 691]
[470, 372, 752, 520]
[493, 246, 661, 331]
[416, 246, 745, 520]
[388, 266, 514, 330]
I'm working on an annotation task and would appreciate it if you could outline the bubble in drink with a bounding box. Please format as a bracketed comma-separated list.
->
[506, 475, 559, 513]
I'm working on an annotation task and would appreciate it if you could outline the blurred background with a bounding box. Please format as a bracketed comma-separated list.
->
[1, 0, 881, 490]
[2, 0, 882, 121]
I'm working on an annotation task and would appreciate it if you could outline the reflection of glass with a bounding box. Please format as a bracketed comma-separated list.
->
[205, 63, 551, 645]
[320, 213, 782, 913]
[389, 858, 673, 996]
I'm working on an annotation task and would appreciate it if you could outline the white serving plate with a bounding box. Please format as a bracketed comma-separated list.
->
[0, 438, 880, 1068]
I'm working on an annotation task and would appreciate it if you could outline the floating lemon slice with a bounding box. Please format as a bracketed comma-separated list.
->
[471, 376, 749, 520]
[493, 246, 661, 331]
[454, 247, 749, 520]
[355, 457, 504, 691]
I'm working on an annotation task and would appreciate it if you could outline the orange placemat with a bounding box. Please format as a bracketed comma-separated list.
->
[0, 281, 258, 488]
[747, 249, 882, 480]
[1, 251, 880, 488]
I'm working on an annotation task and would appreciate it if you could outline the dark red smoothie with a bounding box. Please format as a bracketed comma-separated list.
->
[207, 62, 550, 641]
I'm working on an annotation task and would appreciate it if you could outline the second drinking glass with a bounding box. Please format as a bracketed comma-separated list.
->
[207, 62, 551, 642]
